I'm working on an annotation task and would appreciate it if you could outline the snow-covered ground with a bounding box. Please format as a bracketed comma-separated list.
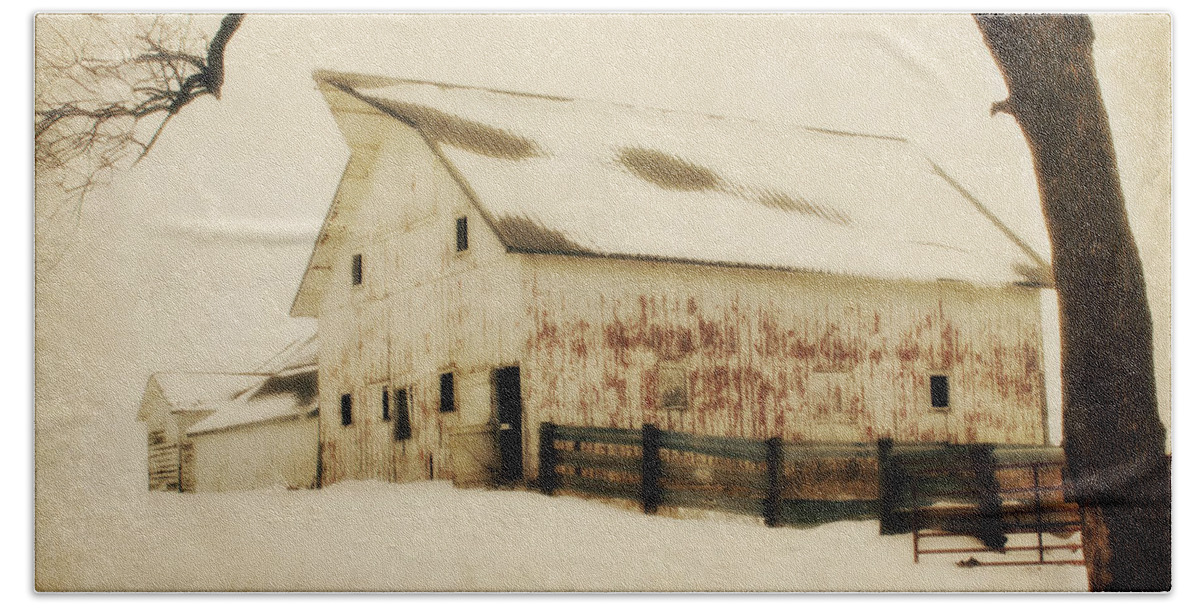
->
[36, 413, 1087, 592]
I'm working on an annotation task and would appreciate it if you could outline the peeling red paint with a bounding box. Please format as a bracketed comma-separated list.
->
[519, 267, 1046, 458]
[939, 324, 959, 370]
[569, 320, 590, 359]
[640, 368, 658, 411]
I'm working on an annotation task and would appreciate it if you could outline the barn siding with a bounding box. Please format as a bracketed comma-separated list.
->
[311, 101, 1049, 490]
[173, 410, 211, 493]
[146, 434, 180, 492]
[141, 383, 180, 492]
[520, 255, 1048, 476]
[190, 416, 319, 492]
[317, 116, 523, 487]
[140, 380, 191, 492]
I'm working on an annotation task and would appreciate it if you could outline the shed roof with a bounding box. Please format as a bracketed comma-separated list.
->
[151, 373, 269, 414]
[186, 367, 318, 436]
[293, 71, 1049, 316]
[186, 391, 317, 436]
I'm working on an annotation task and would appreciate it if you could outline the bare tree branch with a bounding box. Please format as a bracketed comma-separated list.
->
[34, 14, 245, 267]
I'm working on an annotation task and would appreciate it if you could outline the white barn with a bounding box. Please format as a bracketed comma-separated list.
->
[293, 71, 1053, 489]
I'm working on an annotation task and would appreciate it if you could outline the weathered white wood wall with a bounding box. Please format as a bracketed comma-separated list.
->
[139, 379, 211, 492]
[189, 416, 319, 492]
[316, 113, 522, 487]
[139, 380, 181, 492]
[520, 254, 1048, 475]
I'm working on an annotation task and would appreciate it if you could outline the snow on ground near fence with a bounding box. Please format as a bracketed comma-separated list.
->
[37, 411, 1088, 592]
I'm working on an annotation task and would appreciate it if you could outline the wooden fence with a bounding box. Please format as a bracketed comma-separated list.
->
[537, 422, 878, 527]
[537, 423, 1074, 543]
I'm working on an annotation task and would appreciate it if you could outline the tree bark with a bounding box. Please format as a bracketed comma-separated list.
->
[974, 14, 1169, 591]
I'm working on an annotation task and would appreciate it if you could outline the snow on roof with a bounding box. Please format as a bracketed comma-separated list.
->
[186, 367, 318, 436]
[182, 366, 314, 438]
[152, 373, 269, 413]
[186, 390, 317, 436]
[145, 337, 317, 425]
[293, 71, 1049, 317]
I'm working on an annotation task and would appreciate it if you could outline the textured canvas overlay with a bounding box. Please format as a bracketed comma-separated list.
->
[34, 13, 1171, 592]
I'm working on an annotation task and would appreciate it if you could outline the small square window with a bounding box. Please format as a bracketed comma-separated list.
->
[340, 393, 353, 426]
[439, 372, 456, 412]
[455, 216, 469, 252]
[930, 375, 949, 408]
[381, 387, 391, 421]
[351, 254, 363, 286]
[394, 388, 412, 441]
[659, 363, 688, 410]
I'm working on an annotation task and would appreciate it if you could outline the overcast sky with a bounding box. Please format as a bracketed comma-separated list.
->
[33, 13, 1172, 449]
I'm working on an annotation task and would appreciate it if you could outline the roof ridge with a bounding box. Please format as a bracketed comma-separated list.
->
[314, 70, 574, 102]
[314, 69, 909, 144]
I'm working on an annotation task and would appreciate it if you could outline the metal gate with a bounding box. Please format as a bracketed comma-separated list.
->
[911, 458, 1084, 566]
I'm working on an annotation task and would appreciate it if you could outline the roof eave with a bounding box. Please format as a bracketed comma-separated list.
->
[186, 406, 317, 438]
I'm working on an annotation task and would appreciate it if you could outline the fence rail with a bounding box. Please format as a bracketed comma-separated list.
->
[538, 423, 879, 528]
[538, 422, 1079, 554]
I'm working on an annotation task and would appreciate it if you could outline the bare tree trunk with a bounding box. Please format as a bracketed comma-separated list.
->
[974, 14, 1169, 591]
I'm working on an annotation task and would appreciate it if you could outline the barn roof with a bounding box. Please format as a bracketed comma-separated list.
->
[151, 373, 269, 414]
[140, 334, 318, 427]
[187, 368, 318, 436]
[293, 71, 1050, 316]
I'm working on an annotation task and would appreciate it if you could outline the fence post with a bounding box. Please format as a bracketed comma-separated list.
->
[764, 437, 783, 527]
[968, 443, 1007, 550]
[537, 422, 559, 495]
[878, 437, 902, 534]
[641, 423, 662, 514]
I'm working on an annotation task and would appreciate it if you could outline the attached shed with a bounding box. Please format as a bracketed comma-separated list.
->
[293, 71, 1053, 489]
[186, 366, 319, 492]
[137, 372, 267, 492]
[138, 334, 320, 492]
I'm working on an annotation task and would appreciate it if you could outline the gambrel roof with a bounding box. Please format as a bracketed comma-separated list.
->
[293, 70, 1049, 317]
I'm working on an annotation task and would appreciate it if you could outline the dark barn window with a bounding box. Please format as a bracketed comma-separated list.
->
[439, 372, 456, 412]
[455, 216, 469, 252]
[351, 253, 363, 285]
[381, 387, 390, 421]
[394, 388, 412, 441]
[340, 393, 353, 426]
[930, 375, 950, 408]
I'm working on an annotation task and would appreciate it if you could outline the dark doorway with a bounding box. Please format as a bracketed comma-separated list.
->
[494, 366, 523, 484]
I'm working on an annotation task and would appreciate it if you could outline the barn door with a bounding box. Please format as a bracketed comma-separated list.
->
[494, 366, 523, 484]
